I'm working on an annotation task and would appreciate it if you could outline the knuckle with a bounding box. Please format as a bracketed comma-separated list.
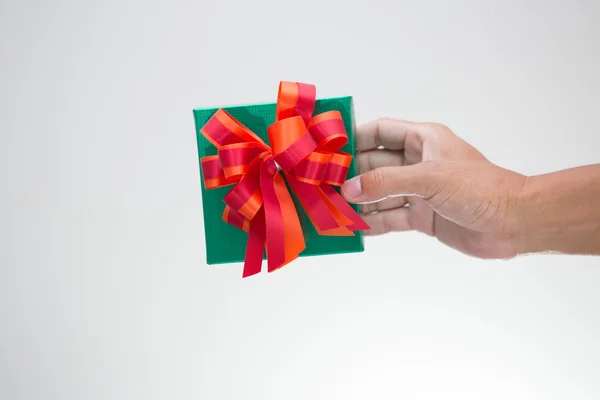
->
[423, 122, 453, 139]
[426, 122, 449, 132]
[362, 167, 388, 198]
[369, 167, 387, 188]
[357, 153, 370, 174]
[374, 118, 393, 147]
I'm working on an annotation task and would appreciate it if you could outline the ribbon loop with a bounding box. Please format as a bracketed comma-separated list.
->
[218, 143, 266, 179]
[293, 151, 331, 185]
[276, 82, 316, 125]
[223, 206, 250, 233]
[269, 116, 318, 171]
[223, 155, 263, 221]
[200, 155, 238, 189]
[201, 109, 269, 149]
[268, 116, 314, 157]
[322, 152, 352, 186]
[308, 110, 348, 150]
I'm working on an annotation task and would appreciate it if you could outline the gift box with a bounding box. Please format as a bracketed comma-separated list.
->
[193, 82, 369, 277]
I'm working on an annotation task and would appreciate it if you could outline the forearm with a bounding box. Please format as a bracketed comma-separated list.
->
[514, 164, 600, 255]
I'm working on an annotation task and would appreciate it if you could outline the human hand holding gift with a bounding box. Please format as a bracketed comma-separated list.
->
[197, 82, 369, 277]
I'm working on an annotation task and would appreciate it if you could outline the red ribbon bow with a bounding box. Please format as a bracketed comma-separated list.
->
[199, 81, 369, 277]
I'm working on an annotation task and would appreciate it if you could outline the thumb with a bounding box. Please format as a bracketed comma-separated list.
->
[341, 162, 445, 203]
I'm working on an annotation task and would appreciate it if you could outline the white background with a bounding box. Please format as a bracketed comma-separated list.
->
[1, 0, 599, 399]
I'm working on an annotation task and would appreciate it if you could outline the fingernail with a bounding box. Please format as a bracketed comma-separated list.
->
[342, 177, 362, 199]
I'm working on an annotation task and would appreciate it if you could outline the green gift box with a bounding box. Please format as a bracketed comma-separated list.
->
[193, 88, 365, 269]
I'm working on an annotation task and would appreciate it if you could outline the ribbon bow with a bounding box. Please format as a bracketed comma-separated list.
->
[199, 81, 369, 277]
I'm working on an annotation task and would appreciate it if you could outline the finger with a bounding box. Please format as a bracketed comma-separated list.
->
[358, 150, 407, 212]
[358, 150, 404, 175]
[342, 162, 445, 203]
[361, 197, 407, 214]
[362, 207, 413, 236]
[357, 118, 424, 151]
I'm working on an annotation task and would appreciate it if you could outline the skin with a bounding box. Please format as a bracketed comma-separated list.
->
[341, 118, 600, 258]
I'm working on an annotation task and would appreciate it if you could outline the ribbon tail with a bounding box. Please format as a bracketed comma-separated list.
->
[319, 184, 370, 231]
[260, 162, 305, 273]
[287, 176, 370, 235]
[286, 176, 344, 232]
[242, 207, 266, 278]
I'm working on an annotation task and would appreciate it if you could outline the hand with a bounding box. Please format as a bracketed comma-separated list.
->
[341, 119, 528, 259]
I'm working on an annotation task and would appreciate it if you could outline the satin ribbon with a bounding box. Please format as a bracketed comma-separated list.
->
[199, 81, 370, 277]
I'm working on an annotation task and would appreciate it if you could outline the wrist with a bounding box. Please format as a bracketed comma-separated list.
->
[510, 175, 547, 254]
[510, 166, 600, 256]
